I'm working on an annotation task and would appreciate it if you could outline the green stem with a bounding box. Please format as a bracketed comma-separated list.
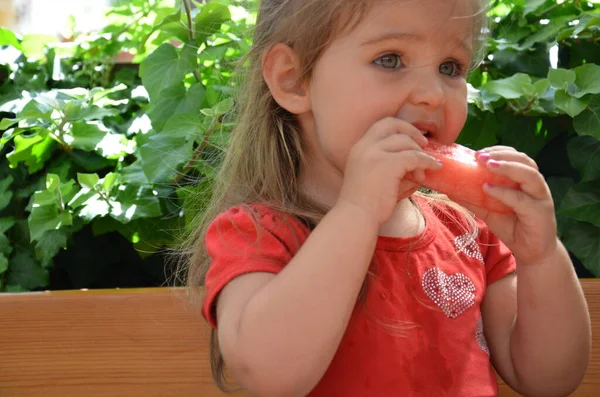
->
[95, 188, 114, 211]
[182, 0, 202, 83]
[183, 0, 196, 42]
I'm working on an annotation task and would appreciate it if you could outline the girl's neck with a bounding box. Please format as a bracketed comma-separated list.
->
[300, 169, 425, 238]
[378, 198, 426, 238]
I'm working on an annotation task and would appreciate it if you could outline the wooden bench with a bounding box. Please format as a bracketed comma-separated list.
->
[1, 281, 598, 397]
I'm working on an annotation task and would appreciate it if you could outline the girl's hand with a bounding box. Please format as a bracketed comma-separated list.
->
[337, 117, 442, 226]
[465, 146, 557, 266]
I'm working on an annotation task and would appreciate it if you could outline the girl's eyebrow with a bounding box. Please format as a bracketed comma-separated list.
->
[361, 31, 472, 54]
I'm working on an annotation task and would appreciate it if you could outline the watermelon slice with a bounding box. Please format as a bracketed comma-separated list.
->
[407, 140, 519, 214]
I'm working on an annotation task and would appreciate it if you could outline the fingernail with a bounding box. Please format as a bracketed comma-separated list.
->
[479, 153, 490, 162]
[488, 160, 501, 168]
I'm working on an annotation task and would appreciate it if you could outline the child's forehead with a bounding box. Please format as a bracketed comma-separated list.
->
[351, 0, 477, 41]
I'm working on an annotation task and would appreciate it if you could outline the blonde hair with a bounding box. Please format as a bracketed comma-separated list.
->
[171, 0, 490, 390]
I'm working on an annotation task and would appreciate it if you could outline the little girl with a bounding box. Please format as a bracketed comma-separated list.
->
[179, 0, 592, 395]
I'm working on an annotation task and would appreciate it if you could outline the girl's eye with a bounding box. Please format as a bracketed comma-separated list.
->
[374, 54, 402, 69]
[439, 61, 464, 77]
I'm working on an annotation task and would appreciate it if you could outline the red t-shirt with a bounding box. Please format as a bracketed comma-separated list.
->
[202, 199, 516, 396]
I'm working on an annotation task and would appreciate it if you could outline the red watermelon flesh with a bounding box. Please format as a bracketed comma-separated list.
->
[407, 140, 519, 214]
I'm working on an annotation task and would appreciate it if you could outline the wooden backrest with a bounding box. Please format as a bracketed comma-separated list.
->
[1, 282, 599, 397]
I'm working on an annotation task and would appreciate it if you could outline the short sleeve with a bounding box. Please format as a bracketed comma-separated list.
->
[478, 219, 517, 285]
[201, 205, 309, 328]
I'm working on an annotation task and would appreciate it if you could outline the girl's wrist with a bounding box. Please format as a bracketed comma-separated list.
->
[330, 200, 380, 232]
[515, 237, 563, 269]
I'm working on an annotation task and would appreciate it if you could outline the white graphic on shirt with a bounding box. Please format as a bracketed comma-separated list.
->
[422, 268, 476, 319]
[475, 315, 490, 355]
[454, 232, 484, 263]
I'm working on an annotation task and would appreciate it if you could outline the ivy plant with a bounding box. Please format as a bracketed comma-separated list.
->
[0, 0, 599, 292]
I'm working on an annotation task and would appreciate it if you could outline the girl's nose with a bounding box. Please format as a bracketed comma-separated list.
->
[406, 71, 445, 109]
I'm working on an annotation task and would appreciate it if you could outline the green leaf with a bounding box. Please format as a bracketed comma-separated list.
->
[0, 253, 8, 275]
[120, 160, 149, 185]
[547, 176, 576, 238]
[78, 173, 100, 189]
[0, 118, 17, 130]
[34, 229, 69, 267]
[6, 250, 49, 290]
[518, 15, 572, 50]
[7, 133, 56, 174]
[457, 109, 499, 150]
[194, 1, 232, 45]
[0, 27, 22, 50]
[89, 84, 128, 103]
[20, 34, 57, 60]
[162, 113, 204, 137]
[71, 193, 109, 222]
[548, 68, 576, 90]
[70, 150, 116, 172]
[0, 217, 16, 234]
[0, 232, 11, 256]
[30, 175, 77, 210]
[0, 176, 14, 211]
[67, 104, 119, 121]
[567, 136, 600, 183]
[559, 182, 600, 229]
[140, 134, 194, 183]
[481, 73, 532, 101]
[142, 10, 186, 44]
[70, 121, 109, 151]
[3, 285, 29, 293]
[28, 204, 73, 242]
[19, 99, 54, 120]
[147, 83, 205, 132]
[524, 0, 547, 15]
[572, 63, 600, 98]
[496, 113, 552, 158]
[67, 188, 99, 211]
[555, 90, 589, 118]
[574, 95, 600, 139]
[533, 79, 549, 96]
[32, 189, 58, 207]
[211, 97, 234, 116]
[140, 43, 198, 102]
[102, 172, 119, 194]
[110, 185, 162, 223]
[563, 221, 600, 277]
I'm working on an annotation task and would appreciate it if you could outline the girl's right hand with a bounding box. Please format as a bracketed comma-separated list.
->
[337, 117, 443, 226]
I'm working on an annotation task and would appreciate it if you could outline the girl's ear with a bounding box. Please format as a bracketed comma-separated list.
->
[262, 43, 310, 115]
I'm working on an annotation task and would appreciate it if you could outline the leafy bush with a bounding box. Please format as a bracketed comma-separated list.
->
[0, 0, 254, 291]
[0, 0, 598, 292]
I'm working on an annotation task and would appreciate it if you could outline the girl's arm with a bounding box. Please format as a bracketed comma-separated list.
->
[214, 118, 441, 397]
[472, 146, 591, 396]
[483, 241, 591, 397]
[216, 203, 378, 397]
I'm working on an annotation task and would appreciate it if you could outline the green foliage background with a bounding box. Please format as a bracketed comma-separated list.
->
[0, 0, 599, 292]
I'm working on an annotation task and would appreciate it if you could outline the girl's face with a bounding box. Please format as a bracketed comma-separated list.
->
[300, 0, 475, 204]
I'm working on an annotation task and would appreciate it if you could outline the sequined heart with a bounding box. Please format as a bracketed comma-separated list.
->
[422, 268, 476, 319]
[454, 232, 484, 263]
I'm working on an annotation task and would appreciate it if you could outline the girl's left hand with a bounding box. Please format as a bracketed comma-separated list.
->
[463, 146, 558, 266]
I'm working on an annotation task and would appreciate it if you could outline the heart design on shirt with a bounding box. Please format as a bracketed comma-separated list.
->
[454, 232, 484, 263]
[422, 268, 476, 319]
